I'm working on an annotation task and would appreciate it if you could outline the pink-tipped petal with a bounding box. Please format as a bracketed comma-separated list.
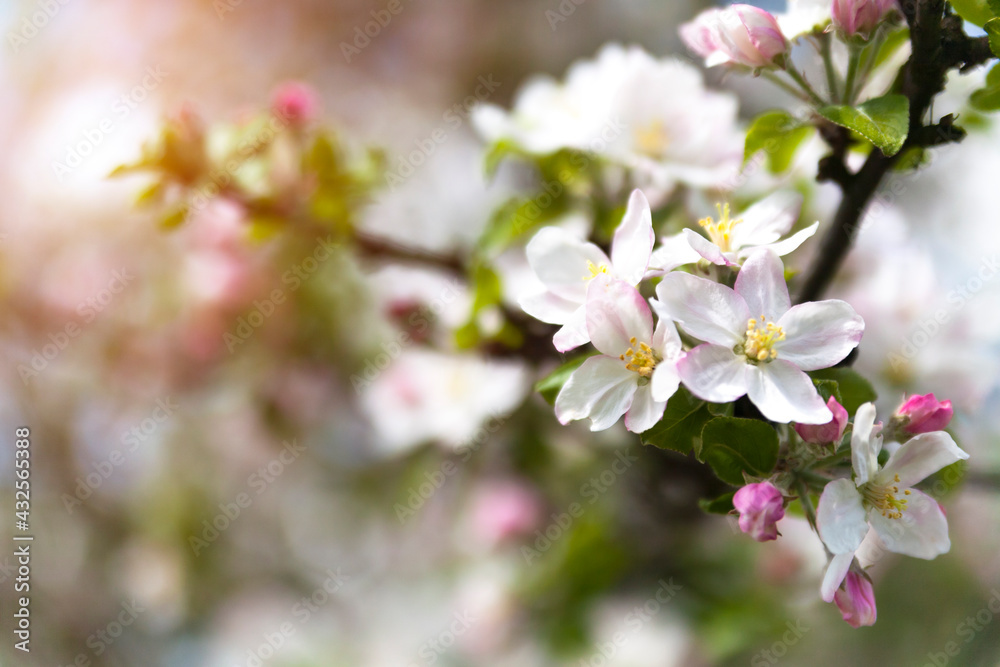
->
[677, 344, 748, 403]
[746, 360, 831, 424]
[586, 278, 654, 357]
[652, 273, 749, 346]
[776, 300, 865, 371]
[735, 248, 791, 322]
[612, 189, 655, 285]
[817, 478, 869, 555]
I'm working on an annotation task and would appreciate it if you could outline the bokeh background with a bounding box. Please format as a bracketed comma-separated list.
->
[2, 0, 1000, 665]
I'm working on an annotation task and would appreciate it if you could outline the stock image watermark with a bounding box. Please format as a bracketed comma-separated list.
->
[887, 253, 1000, 372]
[340, 0, 413, 63]
[61, 397, 179, 514]
[223, 236, 339, 352]
[17, 267, 135, 384]
[52, 66, 169, 182]
[406, 610, 478, 667]
[577, 578, 684, 667]
[7, 0, 72, 54]
[385, 74, 501, 191]
[393, 415, 506, 523]
[921, 589, 1000, 667]
[750, 619, 810, 666]
[58, 598, 146, 667]
[235, 568, 351, 667]
[189, 440, 306, 556]
[350, 278, 463, 394]
[520, 449, 637, 564]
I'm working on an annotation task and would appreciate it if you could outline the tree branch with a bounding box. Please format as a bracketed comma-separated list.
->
[796, 0, 990, 303]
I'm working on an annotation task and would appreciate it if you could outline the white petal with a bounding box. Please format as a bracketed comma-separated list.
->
[878, 431, 969, 489]
[652, 273, 749, 346]
[744, 221, 819, 259]
[552, 305, 590, 352]
[519, 290, 580, 325]
[586, 278, 654, 357]
[851, 402, 880, 486]
[677, 344, 748, 403]
[681, 229, 733, 266]
[746, 360, 831, 424]
[731, 191, 803, 248]
[775, 300, 864, 371]
[869, 489, 951, 559]
[526, 227, 610, 302]
[646, 234, 702, 276]
[734, 248, 790, 321]
[816, 478, 869, 555]
[820, 552, 855, 603]
[624, 383, 667, 433]
[650, 360, 681, 403]
[611, 189, 655, 285]
[555, 356, 637, 431]
[651, 317, 683, 359]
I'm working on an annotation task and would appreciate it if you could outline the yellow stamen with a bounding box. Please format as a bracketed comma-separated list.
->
[698, 203, 744, 252]
[861, 473, 909, 520]
[634, 120, 671, 159]
[622, 338, 660, 378]
[583, 260, 610, 281]
[742, 315, 785, 364]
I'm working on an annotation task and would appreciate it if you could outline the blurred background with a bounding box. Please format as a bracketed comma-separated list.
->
[1, 0, 1000, 665]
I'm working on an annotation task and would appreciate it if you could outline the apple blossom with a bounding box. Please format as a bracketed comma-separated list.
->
[554, 279, 683, 433]
[834, 570, 877, 628]
[894, 393, 954, 434]
[271, 81, 320, 125]
[680, 4, 788, 69]
[816, 402, 969, 601]
[651, 248, 864, 424]
[733, 482, 786, 541]
[648, 191, 818, 271]
[832, 0, 898, 38]
[473, 44, 742, 196]
[519, 189, 654, 352]
[795, 396, 849, 444]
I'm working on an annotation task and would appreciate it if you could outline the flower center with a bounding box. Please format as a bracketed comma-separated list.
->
[619, 337, 660, 378]
[634, 121, 671, 159]
[740, 315, 785, 363]
[698, 203, 743, 252]
[583, 260, 610, 281]
[860, 473, 911, 520]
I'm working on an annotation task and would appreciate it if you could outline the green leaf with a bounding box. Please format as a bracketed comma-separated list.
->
[744, 111, 814, 174]
[640, 388, 713, 455]
[534, 354, 597, 406]
[807, 368, 877, 414]
[986, 18, 1000, 59]
[947, 0, 997, 26]
[699, 417, 779, 486]
[812, 379, 843, 406]
[818, 94, 910, 157]
[970, 64, 1000, 112]
[698, 491, 736, 515]
[483, 139, 519, 179]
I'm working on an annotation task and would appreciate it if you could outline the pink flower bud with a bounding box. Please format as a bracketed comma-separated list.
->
[832, 0, 898, 37]
[896, 393, 953, 434]
[834, 571, 877, 628]
[733, 482, 785, 542]
[681, 5, 788, 69]
[794, 396, 849, 444]
[271, 81, 319, 126]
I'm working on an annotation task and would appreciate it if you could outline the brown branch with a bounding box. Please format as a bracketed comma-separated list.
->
[796, 0, 992, 303]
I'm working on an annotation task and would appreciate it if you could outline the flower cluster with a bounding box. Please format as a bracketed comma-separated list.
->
[518, 186, 969, 627]
[522, 189, 863, 429]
